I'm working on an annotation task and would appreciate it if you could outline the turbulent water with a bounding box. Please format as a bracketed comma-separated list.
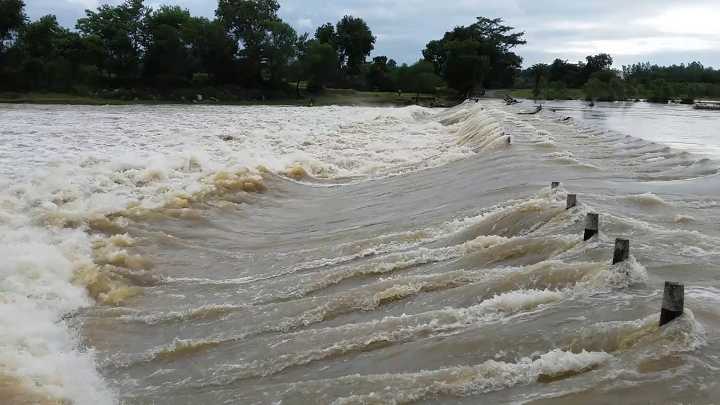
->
[1, 100, 720, 404]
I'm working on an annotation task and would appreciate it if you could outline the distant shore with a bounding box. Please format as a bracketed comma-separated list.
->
[0, 89, 456, 107]
[4, 89, 713, 107]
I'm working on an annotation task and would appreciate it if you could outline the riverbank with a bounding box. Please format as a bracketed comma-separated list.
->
[507, 88, 720, 104]
[508, 88, 585, 100]
[0, 89, 455, 107]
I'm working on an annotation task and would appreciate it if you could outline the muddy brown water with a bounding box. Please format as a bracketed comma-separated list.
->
[2, 100, 720, 404]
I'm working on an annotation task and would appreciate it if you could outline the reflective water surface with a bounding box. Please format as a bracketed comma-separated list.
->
[550, 100, 720, 157]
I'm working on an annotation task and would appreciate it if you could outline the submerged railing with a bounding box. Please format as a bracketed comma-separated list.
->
[550, 182, 685, 327]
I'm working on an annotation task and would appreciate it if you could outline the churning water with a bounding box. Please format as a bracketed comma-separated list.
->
[1, 100, 719, 404]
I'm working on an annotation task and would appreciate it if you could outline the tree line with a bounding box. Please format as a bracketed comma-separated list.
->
[521, 56, 720, 103]
[0, 0, 531, 101]
[1, 0, 718, 103]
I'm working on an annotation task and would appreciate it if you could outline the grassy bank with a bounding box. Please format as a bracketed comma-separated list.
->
[0, 93, 136, 105]
[508, 88, 585, 100]
[0, 89, 454, 107]
[506, 89, 720, 103]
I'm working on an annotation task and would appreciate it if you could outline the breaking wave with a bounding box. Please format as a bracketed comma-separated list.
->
[2, 99, 718, 404]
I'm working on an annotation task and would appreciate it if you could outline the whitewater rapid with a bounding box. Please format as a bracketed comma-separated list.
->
[1, 100, 719, 404]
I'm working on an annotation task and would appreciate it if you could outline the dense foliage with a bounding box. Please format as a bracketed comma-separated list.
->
[0, 0, 447, 99]
[423, 17, 525, 96]
[1, 0, 718, 103]
[519, 55, 720, 103]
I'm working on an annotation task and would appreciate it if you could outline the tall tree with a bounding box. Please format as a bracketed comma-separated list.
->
[60, 33, 105, 85]
[548, 58, 582, 88]
[302, 40, 339, 91]
[0, 0, 26, 52]
[409, 60, 441, 96]
[335, 15, 375, 74]
[367, 55, 395, 91]
[14, 14, 93, 90]
[142, 6, 195, 86]
[423, 17, 525, 96]
[216, 0, 279, 83]
[394, 60, 441, 96]
[76, 0, 150, 84]
[582, 53, 613, 82]
[287, 32, 309, 96]
[314, 22, 336, 48]
[264, 20, 297, 84]
[190, 18, 238, 83]
[18, 15, 66, 59]
[444, 40, 491, 96]
[528, 63, 548, 100]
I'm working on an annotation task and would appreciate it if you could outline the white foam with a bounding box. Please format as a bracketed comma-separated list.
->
[192, 289, 566, 382]
[327, 349, 611, 404]
[0, 105, 486, 226]
[0, 104, 494, 400]
[0, 220, 115, 403]
[623, 192, 668, 207]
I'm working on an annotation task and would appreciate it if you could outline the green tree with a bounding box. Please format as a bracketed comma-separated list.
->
[548, 58, 583, 88]
[18, 15, 66, 59]
[314, 22, 336, 48]
[584, 77, 602, 101]
[264, 20, 297, 84]
[190, 18, 238, 84]
[581, 53, 613, 83]
[546, 81, 569, 100]
[609, 77, 626, 101]
[366, 55, 396, 91]
[216, 0, 279, 83]
[582, 69, 626, 101]
[528, 63, 548, 100]
[647, 79, 671, 103]
[443, 39, 490, 96]
[303, 40, 338, 91]
[621, 61, 720, 101]
[286, 32, 309, 96]
[395, 60, 442, 96]
[60, 33, 105, 86]
[15, 15, 73, 89]
[76, 0, 150, 85]
[423, 17, 525, 96]
[409, 60, 441, 96]
[143, 6, 195, 86]
[0, 0, 26, 52]
[335, 15, 375, 74]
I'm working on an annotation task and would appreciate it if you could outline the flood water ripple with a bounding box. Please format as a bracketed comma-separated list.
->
[1, 100, 719, 404]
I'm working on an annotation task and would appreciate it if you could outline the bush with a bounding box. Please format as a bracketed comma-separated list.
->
[192, 73, 210, 87]
[546, 81, 569, 100]
[71, 84, 91, 96]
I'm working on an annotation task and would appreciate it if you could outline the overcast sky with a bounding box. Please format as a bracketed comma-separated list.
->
[25, 0, 720, 68]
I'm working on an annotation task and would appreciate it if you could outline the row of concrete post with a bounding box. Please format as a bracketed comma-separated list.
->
[551, 182, 683, 327]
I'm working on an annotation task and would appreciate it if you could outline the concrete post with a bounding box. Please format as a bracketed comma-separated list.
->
[612, 238, 630, 264]
[584, 213, 599, 241]
[659, 281, 684, 326]
[566, 194, 577, 210]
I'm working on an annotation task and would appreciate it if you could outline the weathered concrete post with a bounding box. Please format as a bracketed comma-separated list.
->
[551, 182, 560, 189]
[566, 194, 577, 210]
[583, 213, 599, 241]
[659, 281, 684, 326]
[612, 238, 630, 264]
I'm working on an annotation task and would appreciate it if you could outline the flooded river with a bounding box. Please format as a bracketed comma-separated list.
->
[1, 100, 719, 404]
